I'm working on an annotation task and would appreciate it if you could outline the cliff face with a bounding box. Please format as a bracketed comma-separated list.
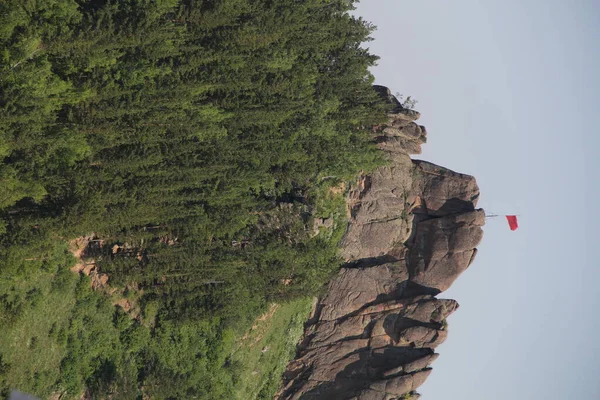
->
[276, 86, 484, 400]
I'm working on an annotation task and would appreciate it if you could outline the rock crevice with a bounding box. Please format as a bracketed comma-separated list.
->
[276, 86, 484, 400]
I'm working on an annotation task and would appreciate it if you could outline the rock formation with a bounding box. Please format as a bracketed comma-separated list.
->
[276, 86, 484, 400]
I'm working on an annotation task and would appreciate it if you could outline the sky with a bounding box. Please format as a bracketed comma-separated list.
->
[354, 1, 599, 399]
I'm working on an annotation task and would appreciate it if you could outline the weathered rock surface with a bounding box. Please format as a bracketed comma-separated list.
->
[372, 85, 427, 156]
[408, 210, 484, 292]
[276, 87, 484, 400]
[410, 160, 480, 217]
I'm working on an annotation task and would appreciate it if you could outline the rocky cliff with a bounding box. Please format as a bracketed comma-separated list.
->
[276, 86, 484, 400]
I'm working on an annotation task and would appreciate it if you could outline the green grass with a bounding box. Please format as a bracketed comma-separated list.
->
[0, 261, 78, 397]
[229, 297, 313, 400]
[0, 267, 314, 399]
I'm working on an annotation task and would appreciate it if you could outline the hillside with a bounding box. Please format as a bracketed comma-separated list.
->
[0, 1, 388, 398]
[0, 2, 483, 399]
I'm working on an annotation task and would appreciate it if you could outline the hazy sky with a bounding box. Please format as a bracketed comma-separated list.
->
[355, 1, 599, 399]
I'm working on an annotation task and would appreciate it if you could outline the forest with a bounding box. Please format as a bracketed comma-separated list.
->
[0, 0, 389, 398]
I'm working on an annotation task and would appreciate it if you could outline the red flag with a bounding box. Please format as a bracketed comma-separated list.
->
[505, 215, 518, 231]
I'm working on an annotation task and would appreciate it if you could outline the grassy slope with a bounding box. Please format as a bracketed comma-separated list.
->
[0, 265, 312, 399]
[229, 297, 313, 400]
[0, 261, 78, 396]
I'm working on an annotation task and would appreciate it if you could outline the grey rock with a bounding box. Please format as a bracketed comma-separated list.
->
[316, 262, 409, 322]
[408, 210, 485, 292]
[341, 154, 414, 262]
[373, 85, 421, 122]
[410, 160, 480, 216]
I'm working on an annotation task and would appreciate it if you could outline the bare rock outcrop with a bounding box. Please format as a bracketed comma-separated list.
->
[408, 210, 484, 292]
[372, 85, 427, 156]
[410, 160, 480, 217]
[276, 87, 484, 400]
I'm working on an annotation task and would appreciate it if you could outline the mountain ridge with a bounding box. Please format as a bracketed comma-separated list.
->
[275, 86, 485, 400]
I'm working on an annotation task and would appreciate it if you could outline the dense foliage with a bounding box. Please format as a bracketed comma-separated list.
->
[0, 0, 387, 398]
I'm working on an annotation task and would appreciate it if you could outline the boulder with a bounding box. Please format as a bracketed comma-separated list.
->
[408, 210, 485, 292]
[372, 85, 425, 156]
[410, 160, 480, 216]
[341, 155, 414, 262]
[373, 85, 421, 122]
[317, 262, 409, 322]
